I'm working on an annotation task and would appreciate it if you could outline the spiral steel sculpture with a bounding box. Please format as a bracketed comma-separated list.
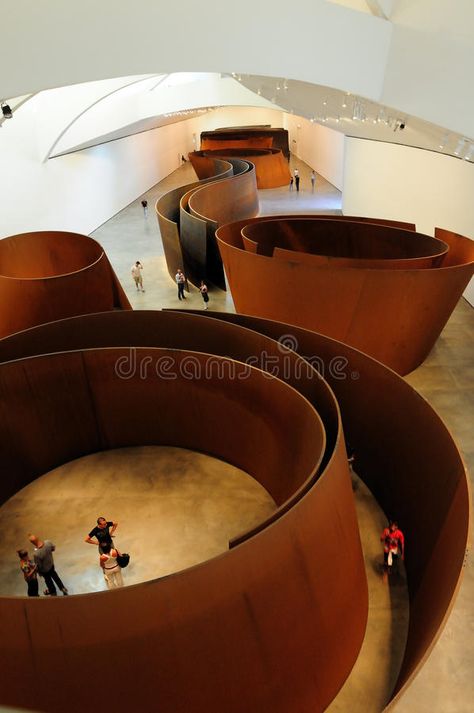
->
[0, 309, 468, 713]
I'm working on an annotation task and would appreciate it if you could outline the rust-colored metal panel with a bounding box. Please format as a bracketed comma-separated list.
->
[0, 315, 367, 713]
[0, 231, 130, 339]
[201, 136, 274, 150]
[241, 218, 447, 262]
[155, 161, 234, 285]
[157, 157, 255, 289]
[188, 163, 259, 226]
[190, 148, 291, 188]
[189, 310, 469, 710]
[216, 217, 474, 374]
[200, 127, 290, 160]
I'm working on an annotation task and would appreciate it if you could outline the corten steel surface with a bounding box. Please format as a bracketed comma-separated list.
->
[0, 313, 368, 713]
[189, 148, 291, 188]
[0, 231, 130, 339]
[183, 310, 470, 711]
[187, 162, 259, 227]
[241, 218, 447, 266]
[156, 157, 258, 289]
[216, 217, 474, 374]
[200, 127, 290, 160]
[155, 159, 233, 285]
[201, 136, 274, 150]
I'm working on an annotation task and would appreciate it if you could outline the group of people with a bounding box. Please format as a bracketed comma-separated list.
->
[289, 169, 317, 192]
[130, 262, 209, 308]
[17, 517, 126, 597]
[17, 535, 68, 597]
[85, 516, 124, 589]
[176, 268, 209, 308]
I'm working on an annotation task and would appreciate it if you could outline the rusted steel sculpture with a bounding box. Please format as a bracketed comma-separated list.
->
[0, 308, 469, 713]
[189, 148, 291, 189]
[200, 126, 290, 160]
[181, 309, 470, 711]
[155, 157, 234, 287]
[0, 311, 367, 713]
[216, 216, 474, 374]
[0, 231, 130, 339]
[156, 158, 259, 289]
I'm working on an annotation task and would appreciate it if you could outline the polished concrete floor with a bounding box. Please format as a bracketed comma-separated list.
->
[2, 159, 471, 711]
[1, 447, 275, 596]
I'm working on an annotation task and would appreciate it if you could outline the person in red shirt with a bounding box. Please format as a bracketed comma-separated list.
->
[380, 521, 405, 574]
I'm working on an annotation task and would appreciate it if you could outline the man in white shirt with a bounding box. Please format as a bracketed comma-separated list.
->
[175, 268, 186, 300]
[131, 261, 145, 292]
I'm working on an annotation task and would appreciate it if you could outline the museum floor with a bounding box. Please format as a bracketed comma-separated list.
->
[1, 158, 471, 712]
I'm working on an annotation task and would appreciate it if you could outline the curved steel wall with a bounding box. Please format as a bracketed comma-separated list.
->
[0, 231, 130, 339]
[200, 127, 290, 161]
[216, 217, 474, 374]
[0, 308, 469, 711]
[180, 309, 470, 710]
[156, 158, 259, 289]
[155, 158, 234, 286]
[0, 311, 367, 713]
[189, 148, 291, 188]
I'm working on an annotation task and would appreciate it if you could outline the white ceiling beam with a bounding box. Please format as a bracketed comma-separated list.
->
[366, 0, 394, 19]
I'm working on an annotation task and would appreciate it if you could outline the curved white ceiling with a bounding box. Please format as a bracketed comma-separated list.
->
[1, 2, 473, 154]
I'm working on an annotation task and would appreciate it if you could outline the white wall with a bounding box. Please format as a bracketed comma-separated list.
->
[285, 115, 345, 190]
[342, 137, 474, 304]
[0, 105, 286, 238]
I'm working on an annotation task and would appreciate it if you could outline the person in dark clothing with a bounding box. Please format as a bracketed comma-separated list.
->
[17, 549, 39, 597]
[294, 168, 300, 192]
[199, 280, 209, 309]
[29, 535, 68, 596]
[141, 199, 148, 218]
[85, 517, 118, 553]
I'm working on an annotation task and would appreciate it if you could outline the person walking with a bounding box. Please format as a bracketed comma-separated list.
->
[289, 176, 294, 191]
[131, 261, 145, 292]
[199, 280, 209, 309]
[294, 168, 300, 192]
[141, 199, 148, 218]
[380, 521, 405, 575]
[176, 268, 186, 300]
[85, 517, 118, 554]
[310, 171, 316, 192]
[29, 535, 68, 596]
[17, 549, 39, 597]
[100, 542, 124, 590]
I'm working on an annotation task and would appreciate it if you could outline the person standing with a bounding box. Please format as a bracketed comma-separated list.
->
[199, 280, 209, 309]
[100, 542, 124, 590]
[289, 176, 294, 191]
[131, 261, 145, 292]
[17, 549, 39, 597]
[85, 517, 118, 554]
[380, 521, 405, 574]
[141, 199, 148, 218]
[294, 168, 300, 192]
[310, 171, 316, 192]
[29, 535, 68, 596]
[176, 268, 186, 300]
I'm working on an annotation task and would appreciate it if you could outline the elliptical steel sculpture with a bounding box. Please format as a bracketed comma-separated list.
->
[0, 231, 130, 339]
[216, 216, 474, 374]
